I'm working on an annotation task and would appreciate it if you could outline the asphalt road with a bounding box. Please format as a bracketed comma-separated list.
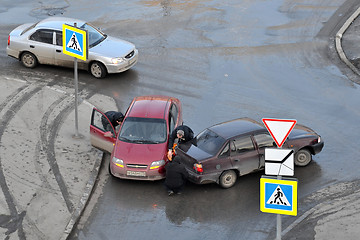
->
[1, 0, 360, 240]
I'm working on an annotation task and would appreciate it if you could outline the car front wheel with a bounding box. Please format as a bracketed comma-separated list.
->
[90, 61, 107, 78]
[219, 170, 237, 189]
[21, 52, 38, 68]
[294, 149, 312, 166]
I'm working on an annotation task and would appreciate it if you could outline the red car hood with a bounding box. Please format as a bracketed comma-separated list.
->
[114, 141, 167, 164]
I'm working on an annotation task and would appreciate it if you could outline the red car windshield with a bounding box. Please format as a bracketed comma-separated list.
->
[118, 117, 167, 144]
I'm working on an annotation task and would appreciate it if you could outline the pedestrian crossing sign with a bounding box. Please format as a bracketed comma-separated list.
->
[260, 176, 297, 216]
[62, 24, 88, 61]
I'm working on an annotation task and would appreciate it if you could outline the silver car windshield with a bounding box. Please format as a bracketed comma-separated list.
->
[118, 117, 167, 144]
[195, 129, 226, 156]
[80, 23, 106, 48]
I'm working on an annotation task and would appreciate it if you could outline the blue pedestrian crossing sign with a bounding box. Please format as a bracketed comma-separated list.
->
[62, 24, 88, 61]
[260, 176, 297, 216]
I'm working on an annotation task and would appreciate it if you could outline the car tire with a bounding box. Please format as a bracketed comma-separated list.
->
[294, 149, 312, 166]
[21, 52, 38, 68]
[219, 170, 237, 189]
[90, 61, 107, 78]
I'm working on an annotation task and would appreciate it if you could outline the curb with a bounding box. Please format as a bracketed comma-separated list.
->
[60, 149, 104, 240]
[335, 6, 360, 76]
[56, 97, 105, 240]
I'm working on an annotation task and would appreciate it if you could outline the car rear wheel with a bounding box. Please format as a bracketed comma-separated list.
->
[219, 170, 237, 189]
[90, 61, 107, 78]
[294, 149, 312, 166]
[21, 52, 38, 68]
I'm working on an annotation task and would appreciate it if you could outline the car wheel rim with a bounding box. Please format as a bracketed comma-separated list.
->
[224, 174, 234, 186]
[297, 153, 307, 163]
[23, 54, 34, 67]
[91, 64, 102, 78]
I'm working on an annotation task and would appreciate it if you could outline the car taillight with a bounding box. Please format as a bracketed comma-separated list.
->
[310, 136, 321, 145]
[193, 163, 203, 173]
[7, 36, 10, 46]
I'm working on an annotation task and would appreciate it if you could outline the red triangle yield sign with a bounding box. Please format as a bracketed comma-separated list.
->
[262, 118, 297, 148]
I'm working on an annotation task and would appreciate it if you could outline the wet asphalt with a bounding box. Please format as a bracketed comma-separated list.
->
[0, 1, 360, 240]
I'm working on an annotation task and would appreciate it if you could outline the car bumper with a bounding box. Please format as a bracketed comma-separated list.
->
[110, 163, 165, 181]
[106, 50, 138, 74]
[312, 141, 324, 155]
[6, 47, 19, 59]
[186, 168, 219, 185]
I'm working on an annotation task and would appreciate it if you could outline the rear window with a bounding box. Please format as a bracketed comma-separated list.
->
[21, 23, 37, 35]
[195, 129, 226, 156]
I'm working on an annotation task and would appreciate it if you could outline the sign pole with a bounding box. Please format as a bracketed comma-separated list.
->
[261, 118, 297, 240]
[73, 22, 81, 139]
[277, 138, 282, 240]
[277, 213, 281, 240]
[276, 175, 282, 240]
[62, 22, 88, 139]
[74, 56, 80, 138]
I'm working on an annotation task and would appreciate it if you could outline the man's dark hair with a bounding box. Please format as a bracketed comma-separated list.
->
[115, 112, 124, 122]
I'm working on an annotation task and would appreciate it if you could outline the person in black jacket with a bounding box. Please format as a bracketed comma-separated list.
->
[167, 125, 194, 160]
[164, 156, 189, 196]
[101, 111, 124, 137]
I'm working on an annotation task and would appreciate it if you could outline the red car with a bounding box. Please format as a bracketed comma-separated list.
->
[90, 95, 183, 180]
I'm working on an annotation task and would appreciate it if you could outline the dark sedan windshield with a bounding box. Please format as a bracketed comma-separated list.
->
[80, 23, 106, 47]
[195, 129, 226, 156]
[118, 117, 167, 144]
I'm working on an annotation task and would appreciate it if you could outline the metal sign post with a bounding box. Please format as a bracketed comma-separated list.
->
[62, 22, 88, 139]
[276, 175, 282, 240]
[261, 118, 298, 240]
[260, 176, 298, 239]
[277, 211, 281, 240]
[74, 57, 79, 138]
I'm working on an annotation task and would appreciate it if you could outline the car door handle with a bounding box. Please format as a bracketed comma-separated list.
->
[56, 49, 61, 53]
[234, 159, 240, 162]
[30, 45, 35, 48]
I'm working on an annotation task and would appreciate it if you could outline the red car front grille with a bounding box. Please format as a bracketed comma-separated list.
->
[126, 164, 147, 169]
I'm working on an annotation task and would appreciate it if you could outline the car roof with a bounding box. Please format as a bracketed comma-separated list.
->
[126, 95, 177, 119]
[208, 118, 265, 139]
[35, 17, 86, 30]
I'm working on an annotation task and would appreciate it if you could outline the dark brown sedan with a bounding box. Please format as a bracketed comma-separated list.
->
[176, 118, 324, 188]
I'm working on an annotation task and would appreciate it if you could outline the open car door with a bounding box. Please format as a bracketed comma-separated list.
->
[90, 108, 116, 153]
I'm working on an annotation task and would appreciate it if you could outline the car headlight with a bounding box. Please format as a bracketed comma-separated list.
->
[150, 160, 165, 170]
[111, 57, 125, 64]
[112, 157, 124, 168]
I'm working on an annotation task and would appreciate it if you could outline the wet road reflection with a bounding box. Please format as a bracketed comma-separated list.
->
[1, 0, 359, 239]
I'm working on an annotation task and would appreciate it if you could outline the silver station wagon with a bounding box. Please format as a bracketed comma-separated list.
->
[6, 17, 138, 78]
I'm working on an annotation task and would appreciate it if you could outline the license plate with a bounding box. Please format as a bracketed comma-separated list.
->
[127, 171, 146, 177]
